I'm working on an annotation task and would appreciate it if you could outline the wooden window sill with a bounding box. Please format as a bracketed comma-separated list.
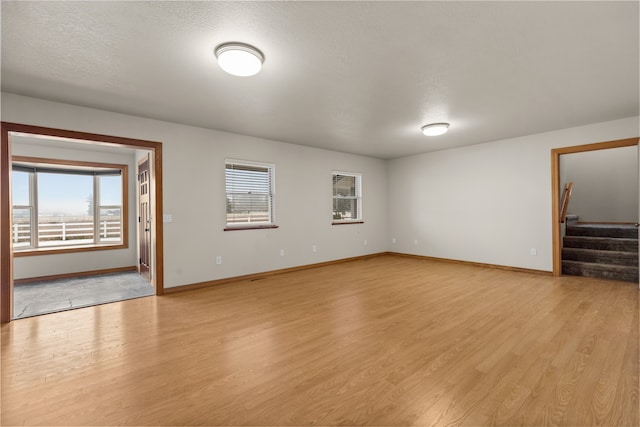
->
[224, 225, 279, 231]
[13, 243, 127, 257]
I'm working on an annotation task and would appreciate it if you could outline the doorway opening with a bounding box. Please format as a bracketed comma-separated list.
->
[551, 137, 639, 277]
[1, 122, 164, 323]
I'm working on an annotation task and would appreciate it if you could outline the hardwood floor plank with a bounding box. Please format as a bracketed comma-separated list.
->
[1, 255, 637, 426]
[608, 300, 640, 427]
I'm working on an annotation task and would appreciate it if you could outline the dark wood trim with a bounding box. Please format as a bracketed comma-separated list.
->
[1, 122, 162, 149]
[551, 137, 639, 278]
[14, 266, 137, 285]
[153, 146, 164, 296]
[13, 244, 128, 257]
[1, 123, 13, 323]
[164, 253, 388, 294]
[224, 225, 279, 231]
[1, 121, 164, 322]
[552, 137, 639, 155]
[331, 221, 364, 225]
[388, 252, 553, 276]
[551, 149, 561, 277]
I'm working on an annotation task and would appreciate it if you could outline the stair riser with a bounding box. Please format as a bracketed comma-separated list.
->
[566, 227, 638, 239]
[562, 262, 639, 283]
[563, 237, 638, 252]
[562, 249, 638, 267]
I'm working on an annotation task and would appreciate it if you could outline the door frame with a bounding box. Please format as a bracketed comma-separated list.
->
[550, 137, 639, 276]
[1, 122, 164, 323]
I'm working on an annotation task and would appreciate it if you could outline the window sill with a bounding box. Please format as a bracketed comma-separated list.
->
[224, 225, 279, 231]
[13, 243, 127, 257]
[332, 221, 364, 225]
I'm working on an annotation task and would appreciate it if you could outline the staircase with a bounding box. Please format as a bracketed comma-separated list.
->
[562, 221, 639, 283]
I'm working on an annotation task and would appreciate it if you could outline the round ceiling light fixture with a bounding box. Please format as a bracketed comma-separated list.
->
[421, 122, 450, 136]
[215, 42, 264, 77]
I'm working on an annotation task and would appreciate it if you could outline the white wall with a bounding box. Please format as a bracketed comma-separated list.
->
[559, 146, 638, 222]
[4, 93, 638, 281]
[11, 140, 139, 280]
[387, 117, 640, 272]
[2, 93, 388, 288]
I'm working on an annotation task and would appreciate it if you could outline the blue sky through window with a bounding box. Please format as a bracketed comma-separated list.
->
[11, 171, 29, 206]
[99, 175, 122, 206]
[12, 171, 122, 216]
[38, 173, 93, 216]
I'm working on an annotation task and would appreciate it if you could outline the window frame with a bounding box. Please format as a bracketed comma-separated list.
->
[224, 159, 278, 231]
[11, 156, 128, 256]
[332, 171, 363, 225]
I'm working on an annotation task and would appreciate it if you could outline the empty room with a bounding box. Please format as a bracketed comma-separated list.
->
[1, 1, 638, 426]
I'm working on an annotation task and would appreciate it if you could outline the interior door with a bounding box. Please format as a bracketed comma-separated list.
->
[138, 156, 151, 281]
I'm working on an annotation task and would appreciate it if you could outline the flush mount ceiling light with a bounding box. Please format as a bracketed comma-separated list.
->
[215, 42, 264, 77]
[421, 123, 450, 136]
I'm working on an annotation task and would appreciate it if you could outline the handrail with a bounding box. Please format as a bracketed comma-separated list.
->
[559, 182, 573, 223]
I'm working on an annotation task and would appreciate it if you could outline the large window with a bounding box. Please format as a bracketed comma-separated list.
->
[225, 160, 276, 230]
[332, 171, 362, 223]
[11, 157, 127, 253]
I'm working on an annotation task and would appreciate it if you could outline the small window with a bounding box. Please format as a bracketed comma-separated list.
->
[225, 160, 276, 230]
[332, 171, 362, 224]
[11, 157, 127, 254]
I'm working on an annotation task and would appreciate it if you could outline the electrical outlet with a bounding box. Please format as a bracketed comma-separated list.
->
[364, 239, 368, 246]
[216, 256, 222, 265]
[312, 245, 317, 252]
[392, 238, 396, 244]
[280, 249, 285, 256]
[414, 239, 418, 245]
[530, 248, 537, 256]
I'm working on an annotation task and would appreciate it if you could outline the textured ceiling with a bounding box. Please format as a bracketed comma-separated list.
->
[2, 1, 638, 159]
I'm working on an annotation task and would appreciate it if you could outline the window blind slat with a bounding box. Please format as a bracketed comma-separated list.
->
[225, 161, 274, 226]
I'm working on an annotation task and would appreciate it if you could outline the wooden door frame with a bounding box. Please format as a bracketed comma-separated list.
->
[551, 137, 639, 276]
[1, 122, 164, 323]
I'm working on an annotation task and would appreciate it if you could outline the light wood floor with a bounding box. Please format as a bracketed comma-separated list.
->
[1, 255, 638, 426]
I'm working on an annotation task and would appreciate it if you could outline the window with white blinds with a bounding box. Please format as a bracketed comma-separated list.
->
[225, 160, 275, 228]
[332, 171, 362, 223]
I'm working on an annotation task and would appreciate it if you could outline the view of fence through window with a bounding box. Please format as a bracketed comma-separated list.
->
[225, 161, 274, 226]
[11, 164, 123, 249]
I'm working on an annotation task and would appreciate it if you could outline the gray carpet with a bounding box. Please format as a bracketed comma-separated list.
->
[13, 271, 154, 319]
[562, 223, 639, 282]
